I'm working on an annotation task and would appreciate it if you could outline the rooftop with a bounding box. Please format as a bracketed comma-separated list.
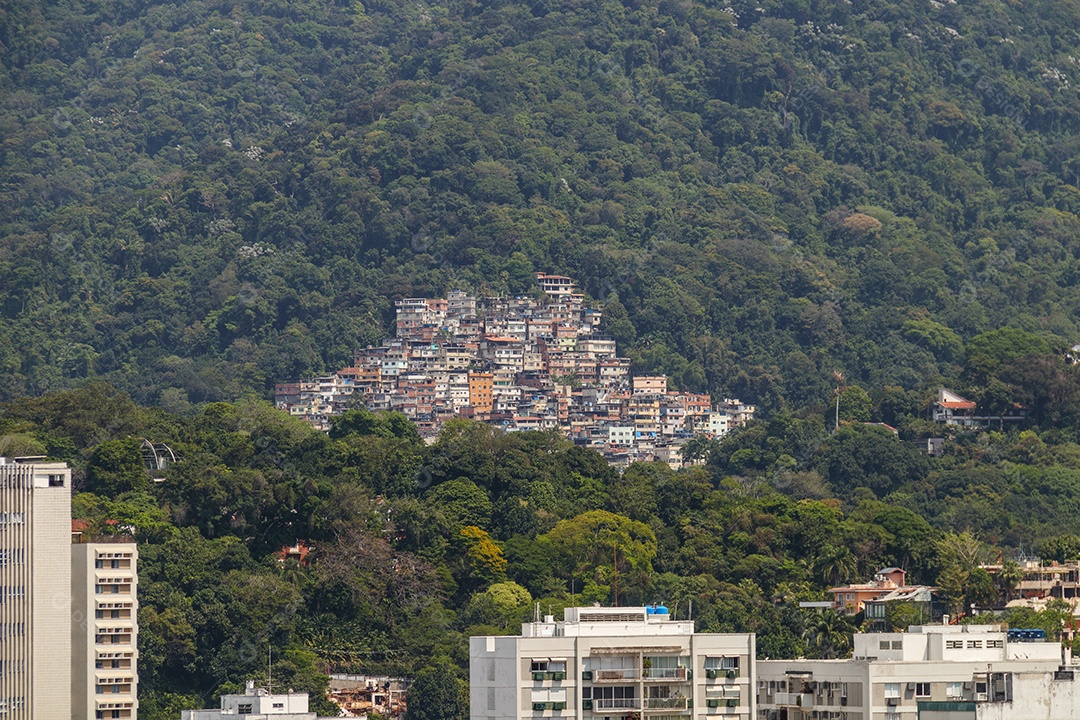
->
[521, 605, 695, 638]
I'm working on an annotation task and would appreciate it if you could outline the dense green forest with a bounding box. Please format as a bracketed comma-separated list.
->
[5, 0, 1080, 412]
[6, 384, 1080, 718]
[11, 0, 1080, 716]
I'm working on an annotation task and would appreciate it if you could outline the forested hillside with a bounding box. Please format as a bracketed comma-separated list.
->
[5, 0, 1080, 412]
[7, 385, 1080, 719]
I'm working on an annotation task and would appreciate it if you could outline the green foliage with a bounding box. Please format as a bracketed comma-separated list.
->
[3, 0, 1080, 418]
[86, 438, 148, 495]
[10, 386, 1080, 713]
[406, 659, 468, 720]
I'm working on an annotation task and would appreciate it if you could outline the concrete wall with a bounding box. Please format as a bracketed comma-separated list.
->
[977, 671, 1080, 720]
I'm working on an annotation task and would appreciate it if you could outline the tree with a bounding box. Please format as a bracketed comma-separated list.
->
[86, 438, 149, 495]
[885, 602, 927, 632]
[407, 659, 468, 720]
[817, 425, 929, 497]
[964, 328, 1051, 383]
[460, 525, 508, 583]
[837, 386, 872, 424]
[427, 478, 494, 529]
[813, 545, 859, 587]
[803, 610, 853, 659]
[540, 511, 657, 596]
[997, 559, 1024, 603]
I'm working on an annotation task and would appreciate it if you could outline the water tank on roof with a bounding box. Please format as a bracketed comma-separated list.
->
[647, 605, 669, 615]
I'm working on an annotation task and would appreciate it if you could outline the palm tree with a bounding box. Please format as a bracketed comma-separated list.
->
[997, 559, 1024, 603]
[814, 545, 859, 587]
[832, 370, 846, 431]
[803, 610, 852, 659]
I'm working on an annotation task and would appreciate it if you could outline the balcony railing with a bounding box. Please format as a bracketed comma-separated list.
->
[643, 668, 688, 681]
[645, 697, 690, 709]
[592, 669, 640, 682]
[594, 698, 641, 710]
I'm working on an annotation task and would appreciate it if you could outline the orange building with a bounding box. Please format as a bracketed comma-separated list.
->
[830, 567, 907, 615]
[468, 371, 494, 414]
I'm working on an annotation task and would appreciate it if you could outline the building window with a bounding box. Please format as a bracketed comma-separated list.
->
[946, 640, 963, 650]
[946, 682, 964, 699]
[988, 639, 1004, 648]
[884, 683, 900, 699]
[968, 640, 982, 649]
[915, 683, 930, 697]
[237, 704, 253, 714]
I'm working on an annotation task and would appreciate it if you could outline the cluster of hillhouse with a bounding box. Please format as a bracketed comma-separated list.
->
[274, 273, 755, 467]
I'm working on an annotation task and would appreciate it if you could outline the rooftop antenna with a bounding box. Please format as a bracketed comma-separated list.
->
[689, 599, 693, 624]
[535, 601, 541, 623]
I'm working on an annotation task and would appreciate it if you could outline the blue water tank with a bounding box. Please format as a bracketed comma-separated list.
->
[654, 605, 669, 615]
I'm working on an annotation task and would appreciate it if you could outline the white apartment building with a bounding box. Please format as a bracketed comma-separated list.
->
[471, 606, 755, 720]
[181, 681, 331, 720]
[756, 624, 1064, 720]
[72, 541, 138, 720]
[0, 457, 73, 720]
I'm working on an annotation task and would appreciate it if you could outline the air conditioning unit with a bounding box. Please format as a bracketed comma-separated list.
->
[533, 702, 547, 711]
[887, 698, 899, 706]
[552, 672, 566, 681]
[975, 693, 988, 702]
[840, 697, 848, 706]
[727, 699, 739, 707]
[533, 672, 547, 681]
[582, 700, 593, 710]
[707, 699, 721, 708]
[727, 670, 739, 679]
[706, 669, 718, 679]
[581, 671, 593, 681]
[553, 702, 566, 711]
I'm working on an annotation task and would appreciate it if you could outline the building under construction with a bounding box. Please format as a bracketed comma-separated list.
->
[327, 675, 409, 718]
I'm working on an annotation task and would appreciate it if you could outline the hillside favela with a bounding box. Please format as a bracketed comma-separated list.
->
[274, 272, 755, 466]
[15, 0, 1080, 718]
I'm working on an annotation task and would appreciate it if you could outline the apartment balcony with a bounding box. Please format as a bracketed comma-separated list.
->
[589, 669, 640, 682]
[592, 698, 641, 710]
[643, 668, 689, 682]
[645, 697, 691, 710]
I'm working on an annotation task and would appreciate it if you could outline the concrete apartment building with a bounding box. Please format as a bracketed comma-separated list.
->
[470, 606, 755, 720]
[0, 457, 73, 720]
[755, 624, 1064, 720]
[72, 541, 139, 720]
[182, 681, 333, 720]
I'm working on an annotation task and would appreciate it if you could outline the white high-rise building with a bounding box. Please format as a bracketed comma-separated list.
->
[755, 624, 1066, 720]
[72, 541, 139, 720]
[0, 457, 73, 720]
[471, 606, 755, 720]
